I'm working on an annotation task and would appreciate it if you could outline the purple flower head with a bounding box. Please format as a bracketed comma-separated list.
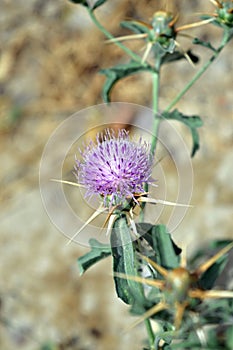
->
[75, 129, 153, 208]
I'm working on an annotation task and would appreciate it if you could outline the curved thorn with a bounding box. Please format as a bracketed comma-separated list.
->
[180, 245, 187, 268]
[169, 13, 179, 27]
[102, 205, 117, 229]
[138, 196, 193, 207]
[124, 302, 168, 333]
[114, 272, 165, 289]
[50, 179, 85, 188]
[209, 0, 223, 8]
[174, 40, 195, 68]
[66, 204, 106, 245]
[139, 254, 169, 278]
[142, 42, 153, 63]
[128, 215, 140, 238]
[176, 18, 215, 32]
[106, 33, 147, 44]
[105, 213, 117, 236]
[189, 289, 233, 299]
[174, 301, 188, 329]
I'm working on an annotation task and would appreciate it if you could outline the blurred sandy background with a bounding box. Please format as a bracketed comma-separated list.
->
[0, 0, 232, 349]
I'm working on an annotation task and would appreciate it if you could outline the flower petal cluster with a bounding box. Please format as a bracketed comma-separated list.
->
[75, 129, 153, 207]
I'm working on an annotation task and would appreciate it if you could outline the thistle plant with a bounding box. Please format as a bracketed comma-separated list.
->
[54, 1, 233, 349]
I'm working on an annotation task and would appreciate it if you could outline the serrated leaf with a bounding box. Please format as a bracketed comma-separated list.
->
[162, 109, 203, 157]
[100, 60, 154, 102]
[151, 224, 181, 270]
[77, 238, 111, 275]
[190, 240, 233, 284]
[139, 223, 181, 271]
[92, 0, 107, 10]
[195, 240, 233, 290]
[190, 240, 232, 264]
[68, 0, 89, 7]
[199, 254, 228, 290]
[68, 0, 107, 10]
[193, 37, 217, 52]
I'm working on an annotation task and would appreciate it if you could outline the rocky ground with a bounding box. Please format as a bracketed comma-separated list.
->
[0, 1, 232, 349]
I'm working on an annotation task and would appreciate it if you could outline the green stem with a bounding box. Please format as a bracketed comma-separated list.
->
[150, 64, 161, 156]
[144, 318, 156, 349]
[140, 61, 161, 222]
[87, 9, 144, 64]
[165, 30, 231, 112]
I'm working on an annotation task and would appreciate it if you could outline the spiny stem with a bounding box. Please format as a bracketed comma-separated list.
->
[165, 29, 231, 112]
[87, 8, 144, 64]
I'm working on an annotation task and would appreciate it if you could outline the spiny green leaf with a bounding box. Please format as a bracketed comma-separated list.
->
[68, 0, 107, 10]
[77, 238, 111, 275]
[162, 109, 203, 157]
[191, 240, 233, 289]
[111, 232, 134, 304]
[193, 37, 217, 52]
[68, 0, 89, 7]
[120, 20, 151, 35]
[190, 240, 232, 263]
[111, 214, 146, 305]
[151, 225, 181, 269]
[139, 223, 181, 272]
[199, 254, 228, 290]
[100, 60, 154, 103]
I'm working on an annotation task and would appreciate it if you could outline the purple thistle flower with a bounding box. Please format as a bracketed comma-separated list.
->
[74, 129, 154, 208]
